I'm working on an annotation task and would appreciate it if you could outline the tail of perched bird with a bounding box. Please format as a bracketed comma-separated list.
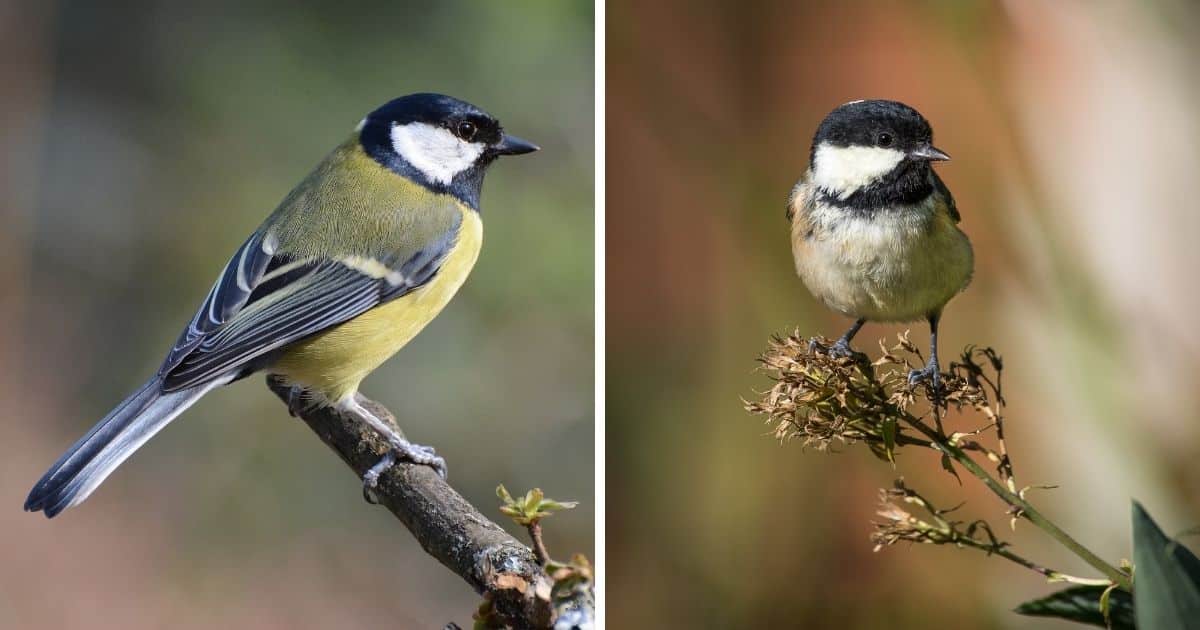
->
[24, 375, 229, 518]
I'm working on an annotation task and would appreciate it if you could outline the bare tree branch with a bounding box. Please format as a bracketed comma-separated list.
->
[265, 376, 591, 630]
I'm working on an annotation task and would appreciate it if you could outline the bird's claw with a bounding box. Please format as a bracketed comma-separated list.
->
[827, 338, 859, 359]
[907, 362, 943, 394]
[286, 386, 319, 418]
[810, 338, 865, 362]
[361, 439, 449, 503]
[361, 451, 395, 503]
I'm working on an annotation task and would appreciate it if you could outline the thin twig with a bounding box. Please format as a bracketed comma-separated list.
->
[880, 483, 1110, 587]
[905, 415, 1131, 590]
[528, 521, 550, 567]
[953, 533, 1111, 586]
[969, 348, 1015, 491]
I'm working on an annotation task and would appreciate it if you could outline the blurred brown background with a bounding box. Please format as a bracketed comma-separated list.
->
[608, 0, 1200, 627]
[0, 1, 593, 627]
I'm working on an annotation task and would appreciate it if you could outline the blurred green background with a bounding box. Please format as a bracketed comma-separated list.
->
[608, 0, 1200, 627]
[0, 1, 593, 628]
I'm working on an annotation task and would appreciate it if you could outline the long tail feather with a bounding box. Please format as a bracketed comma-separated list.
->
[25, 374, 230, 518]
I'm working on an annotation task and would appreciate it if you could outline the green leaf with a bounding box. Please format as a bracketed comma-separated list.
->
[1099, 583, 1117, 628]
[866, 440, 892, 463]
[539, 499, 579, 511]
[881, 417, 897, 464]
[940, 453, 962, 485]
[1014, 585, 1134, 628]
[1133, 500, 1200, 630]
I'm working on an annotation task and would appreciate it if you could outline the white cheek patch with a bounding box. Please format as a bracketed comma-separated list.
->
[390, 122, 485, 185]
[811, 142, 905, 198]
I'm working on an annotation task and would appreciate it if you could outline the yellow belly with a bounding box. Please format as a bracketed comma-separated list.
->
[271, 208, 482, 401]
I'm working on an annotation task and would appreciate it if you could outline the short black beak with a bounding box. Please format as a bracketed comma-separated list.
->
[909, 144, 951, 162]
[494, 134, 540, 156]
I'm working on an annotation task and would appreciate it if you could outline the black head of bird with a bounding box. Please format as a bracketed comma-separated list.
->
[809, 99, 950, 208]
[359, 93, 539, 208]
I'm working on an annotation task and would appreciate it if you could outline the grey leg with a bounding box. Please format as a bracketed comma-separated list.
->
[338, 397, 448, 497]
[908, 313, 942, 390]
[811, 318, 867, 358]
[830, 318, 866, 357]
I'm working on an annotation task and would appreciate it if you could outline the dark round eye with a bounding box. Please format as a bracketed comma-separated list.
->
[877, 132, 894, 146]
[456, 120, 477, 140]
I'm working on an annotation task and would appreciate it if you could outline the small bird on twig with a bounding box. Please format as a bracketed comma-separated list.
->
[25, 94, 538, 517]
[787, 100, 973, 390]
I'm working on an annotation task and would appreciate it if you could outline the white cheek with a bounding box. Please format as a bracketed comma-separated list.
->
[390, 122, 485, 185]
[811, 143, 905, 198]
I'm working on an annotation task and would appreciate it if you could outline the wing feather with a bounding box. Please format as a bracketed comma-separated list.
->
[932, 170, 960, 223]
[157, 212, 462, 392]
[160, 231, 278, 374]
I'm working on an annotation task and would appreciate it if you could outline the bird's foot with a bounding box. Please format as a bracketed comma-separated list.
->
[828, 338, 860, 359]
[907, 360, 943, 394]
[361, 438, 448, 503]
[286, 385, 320, 418]
[810, 337, 866, 362]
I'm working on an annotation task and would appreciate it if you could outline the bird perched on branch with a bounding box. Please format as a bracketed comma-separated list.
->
[25, 93, 538, 517]
[787, 100, 972, 389]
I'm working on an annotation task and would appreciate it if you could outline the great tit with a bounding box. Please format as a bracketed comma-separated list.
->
[26, 93, 538, 517]
[787, 99, 973, 388]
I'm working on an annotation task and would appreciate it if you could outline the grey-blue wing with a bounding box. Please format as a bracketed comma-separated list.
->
[157, 215, 461, 392]
[160, 231, 277, 375]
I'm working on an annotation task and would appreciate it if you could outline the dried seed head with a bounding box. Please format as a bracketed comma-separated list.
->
[746, 331, 1003, 458]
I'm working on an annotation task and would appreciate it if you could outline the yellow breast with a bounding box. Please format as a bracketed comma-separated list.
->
[272, 206, 483, 401]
